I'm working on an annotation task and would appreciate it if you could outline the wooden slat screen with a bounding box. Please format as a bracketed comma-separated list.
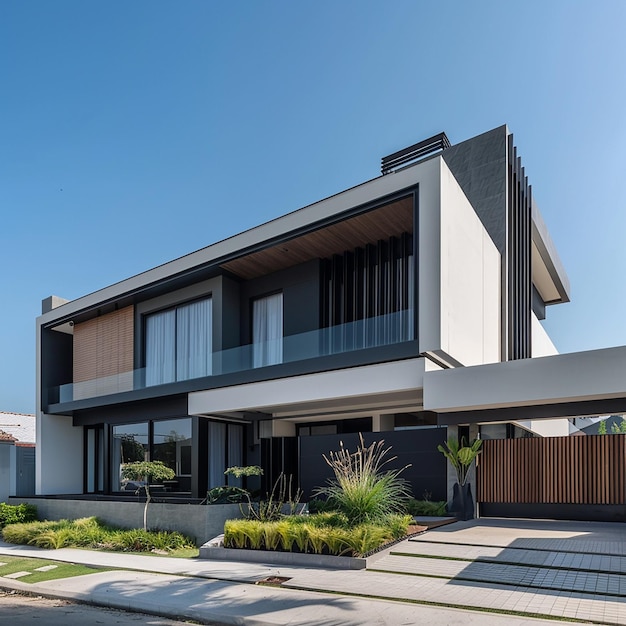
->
[477, 435, 626, 505]
[73, 305, 134, 399]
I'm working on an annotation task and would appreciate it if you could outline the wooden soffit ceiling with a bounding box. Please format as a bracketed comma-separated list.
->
[221, 196, 413, 280]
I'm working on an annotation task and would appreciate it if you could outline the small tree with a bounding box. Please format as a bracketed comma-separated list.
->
[611, 418, 626, 434]
[598, 419, 607, 435]
[121, 461, 175, 531]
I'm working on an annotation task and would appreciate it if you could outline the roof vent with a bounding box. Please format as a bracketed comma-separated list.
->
[381, 132, 451, 174]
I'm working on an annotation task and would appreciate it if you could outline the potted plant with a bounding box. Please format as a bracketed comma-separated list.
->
[437, 437, 481, 520]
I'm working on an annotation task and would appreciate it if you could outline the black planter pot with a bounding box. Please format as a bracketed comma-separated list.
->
[451, 482, 474, 520]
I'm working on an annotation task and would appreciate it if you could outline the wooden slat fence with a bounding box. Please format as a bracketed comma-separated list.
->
[477, 435, 626, 505]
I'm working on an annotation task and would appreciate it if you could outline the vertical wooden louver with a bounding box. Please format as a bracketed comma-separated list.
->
[320, 233, 414, 353]
[478, 435, 626, 505]
[73, 306, 134, 399]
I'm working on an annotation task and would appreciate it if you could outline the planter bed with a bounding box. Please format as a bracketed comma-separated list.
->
[199, 521, 445, 569]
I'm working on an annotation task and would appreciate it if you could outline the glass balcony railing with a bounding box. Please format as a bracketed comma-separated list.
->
[53, 309, 414, 404]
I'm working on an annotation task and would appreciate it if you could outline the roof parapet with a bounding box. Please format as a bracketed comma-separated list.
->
[381, 132, 450, 174]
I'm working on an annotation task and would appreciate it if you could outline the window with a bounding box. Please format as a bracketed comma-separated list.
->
[252, 292, 283, 367]
[145, 297, 212, 386]
[110, 418, 193, 493]
[153, 418, 193, 491]
[111, 422, 149, 491]
[207, 421, 244, 489]
[85, 426, 104, 493]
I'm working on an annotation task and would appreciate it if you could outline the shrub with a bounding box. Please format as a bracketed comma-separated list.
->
[224, 465, 263, 479]
[306, 498, 336, 514]
[343, 523, 390, 556]
[303, 523, 327, 554]
[314, 434, 412, 525]
[302, 511, 349, 528]
[243, 473, 303, 522]
[405, 499, 447, 517]
[205, 486, 249, 504]
[3, 520, 61, 545]
[384, 514, 413, 539]
[287, 520, 309, 552]
[223, 519, 248, 549]
[0, 503, 37, 528]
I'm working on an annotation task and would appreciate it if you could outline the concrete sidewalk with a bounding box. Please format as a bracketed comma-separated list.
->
[0, 519, 613, 626]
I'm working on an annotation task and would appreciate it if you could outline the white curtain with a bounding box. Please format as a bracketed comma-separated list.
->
[227, 424, 243, 487]
[177, 298, 212, 380]
[145, 309, 176, 385]
[208, 421, 226, 489]
[253, 292, 283, 367]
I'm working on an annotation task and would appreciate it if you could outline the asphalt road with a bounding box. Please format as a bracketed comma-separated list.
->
[0, 590, 204, 625]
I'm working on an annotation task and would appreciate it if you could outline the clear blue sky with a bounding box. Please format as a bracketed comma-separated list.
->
[2, 1, 625, 415]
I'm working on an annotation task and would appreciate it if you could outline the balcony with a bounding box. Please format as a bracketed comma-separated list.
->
[49, 310, 415, 407]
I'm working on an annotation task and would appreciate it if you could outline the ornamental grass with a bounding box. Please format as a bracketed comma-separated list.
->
[2, 516, 195, 552]
[313, 433, 412, 525]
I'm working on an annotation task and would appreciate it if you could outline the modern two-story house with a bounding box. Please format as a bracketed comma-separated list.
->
[36, 125, 570, 504]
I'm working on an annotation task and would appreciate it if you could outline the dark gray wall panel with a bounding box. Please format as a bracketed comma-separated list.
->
[239, 259, 321, 344]
[480, 503, 626, 523]
[298, 429, 447, 501]
[41, 328, 73, 404]
[442, 125, 508, 254]
[73, 395, 188, 427]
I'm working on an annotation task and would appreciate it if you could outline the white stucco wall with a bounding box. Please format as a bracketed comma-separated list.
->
[520, 312, 572, 435]
[531, 312, 558, 357]
[420, 159, 501, 367]
[516, 417, 571, 437]
[36, 413, 83, 495]
[424, 344, 626, 413]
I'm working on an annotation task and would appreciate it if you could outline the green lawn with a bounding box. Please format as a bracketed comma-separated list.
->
[0, 555, 106, 584]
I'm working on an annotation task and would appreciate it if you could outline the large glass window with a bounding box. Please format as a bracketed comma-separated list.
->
[145, 297, 212, 386]
[153, 418, 192, 492]
[111, 422, 149, 491]
[109, 418, 193, 493]
[252, 292, 283, 367]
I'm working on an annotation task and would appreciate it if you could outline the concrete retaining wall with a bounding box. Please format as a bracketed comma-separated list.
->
[9, 497, 241, 545]
[199, 545, 366, 570]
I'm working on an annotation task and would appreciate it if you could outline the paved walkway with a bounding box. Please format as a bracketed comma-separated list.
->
[1, 518, 624, 625]
[281, 518, 626, 625]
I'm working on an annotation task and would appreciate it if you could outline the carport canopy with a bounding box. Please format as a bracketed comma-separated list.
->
[423, 345, 626, 426]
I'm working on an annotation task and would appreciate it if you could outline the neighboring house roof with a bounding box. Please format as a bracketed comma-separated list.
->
[0, 429, 17, 442]
[0, 412, 35, 443]
[579, 415, 625, 435]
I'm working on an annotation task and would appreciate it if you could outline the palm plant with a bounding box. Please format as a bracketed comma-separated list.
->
[437, 437, 482, 486]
